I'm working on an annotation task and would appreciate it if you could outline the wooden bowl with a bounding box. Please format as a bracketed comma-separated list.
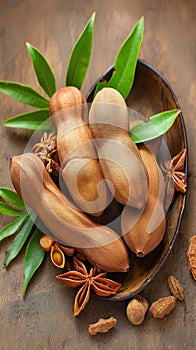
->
[86, 59, 188, 301]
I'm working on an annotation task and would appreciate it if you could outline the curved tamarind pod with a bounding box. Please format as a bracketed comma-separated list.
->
[89, 87, 148, 209]
[49, 86, 109, 216]
[10, 153, 129, 273]
[121, 145, 166, 257]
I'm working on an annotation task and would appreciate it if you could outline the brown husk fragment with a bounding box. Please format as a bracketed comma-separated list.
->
[168, 276, 184, 300]
[187, 235, 196, 280]
[88, 317, 117, 335]
[149, 296, 177, 319]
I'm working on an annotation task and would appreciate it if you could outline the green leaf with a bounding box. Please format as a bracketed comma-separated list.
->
[23, 228, 45, 297]
[130, 109, 181, 143]
[94, 80, 108, 97]
[4, 212, 36, 267]
[0, 187, 25, 208]
[0, 81, 49, 108]
[0, 202, 25, 216]
[0, 213, 29, 242]
[66, 12, 96, 89]
[95, 17, 144, 99]
[3, 108, 53, 131]
[26, 42, 56, 97]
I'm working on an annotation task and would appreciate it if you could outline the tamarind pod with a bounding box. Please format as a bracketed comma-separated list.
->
[89, 87, 148, 209]
[50, 86, 109, 216]
[10, 153, 129, 272]
[121, 145, 166, 257]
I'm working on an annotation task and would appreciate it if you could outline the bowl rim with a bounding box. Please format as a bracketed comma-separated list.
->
[86, 59, 188, 301]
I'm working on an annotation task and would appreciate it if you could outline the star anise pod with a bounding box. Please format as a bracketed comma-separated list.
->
[32, 132, 60, 177]
[40, 235, 74, 268]
[44, 149, 61, 177]
[161, 148, 187, 209]
[56, 257, 121, 316]
[32, 132, 57, 157]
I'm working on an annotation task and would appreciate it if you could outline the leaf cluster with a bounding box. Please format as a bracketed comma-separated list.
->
[0, 188, 45, 296]
[0, 14, 180, 140]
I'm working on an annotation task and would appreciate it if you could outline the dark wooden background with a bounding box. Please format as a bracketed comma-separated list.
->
[0, 1, 195, 349]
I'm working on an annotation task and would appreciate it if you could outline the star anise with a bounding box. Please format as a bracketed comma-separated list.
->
[40, 235, 74, 268]
[56, 257, 121, 316]
[32, 132, 60, 177]
[32, 132, 57, 157]
[161, 148, 187, 209]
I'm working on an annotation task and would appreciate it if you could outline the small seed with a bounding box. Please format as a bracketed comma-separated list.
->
[53, 252, 63, 265]
[51, 244, 65, 268]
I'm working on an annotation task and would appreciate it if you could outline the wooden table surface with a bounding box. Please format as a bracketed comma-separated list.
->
[0, 1, 195, 349]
